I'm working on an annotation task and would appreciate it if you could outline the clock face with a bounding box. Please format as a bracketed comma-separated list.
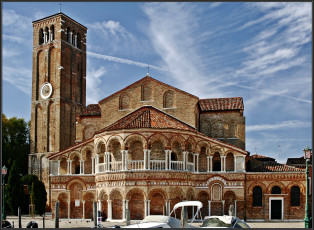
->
[40, 82, 53, 99]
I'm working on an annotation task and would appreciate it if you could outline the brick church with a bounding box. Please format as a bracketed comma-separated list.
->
[28, 12, 310, 221]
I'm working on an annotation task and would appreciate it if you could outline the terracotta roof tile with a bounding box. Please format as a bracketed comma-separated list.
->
[80, 104, 101, 117]
[250, 162, 304, 172]
[96, 106, 197, 133]
[199, 97, 244, 111]
[251, 154, 275, 161]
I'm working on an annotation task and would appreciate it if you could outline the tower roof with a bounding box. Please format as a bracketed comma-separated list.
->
[32, 12, 87, 29]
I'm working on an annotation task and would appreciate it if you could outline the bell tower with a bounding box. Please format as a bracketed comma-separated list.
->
[29, 12, 87, 182]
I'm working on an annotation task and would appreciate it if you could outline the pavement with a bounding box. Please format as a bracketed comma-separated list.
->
[4, 215, 305, 228]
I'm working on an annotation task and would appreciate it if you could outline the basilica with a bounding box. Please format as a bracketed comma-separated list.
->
[28, 12, 310, 221]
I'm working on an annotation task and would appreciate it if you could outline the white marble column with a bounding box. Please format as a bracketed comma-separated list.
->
[207, 156, 209, 172]
[167, 201, 170, 216]
[147, 200, 151, 216]
[122, 200, 126, 220]
[69, 160, 72, 175]
[57, 160, 60, 175]
[223, 156, 226, 172]
[43, 31, 47, 43]
[126, 200, 129, 210]
[169, 151, 172, 170]
[74, 35, 77, 47]
[196, 154, 199, 172]
[222, 200, 225, 215]
[107, 200, 112, 221]
[147, 150, 151, 170]
[49, 30, 52, 42]
[144, 200, 147, 218]
[67, 160, 70, 174]
[68, 200, 71, 219]
[144, 149, 147, 170]
[83, 200, 86, 219]
[125, 150, 128, 170]
[165, 150, 169, 170]
[121, 150, 125, 171]
[98, 200, 102, 213]
[96, 154, 99, 174]
[234, 200, 237, 217]
[69, 32, 73, 44]
[242, 156, 246, 172]
[220, 156, 223, 172]
[209, 156, 213, 172]
[234, 156, 237, 172]
[82, 160, 85, 174]
[193, 154, 196, 172]
[208, 201, 211, 216]
[91, 157, 95, 174]
[183, 151, 186, 170]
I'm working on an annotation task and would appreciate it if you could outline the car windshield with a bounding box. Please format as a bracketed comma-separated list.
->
[201, 218, 233, 227]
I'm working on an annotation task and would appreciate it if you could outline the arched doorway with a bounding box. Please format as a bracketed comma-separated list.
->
[150, 192, 165, 215]
[70, 183, 83, 219]
[224, 191, 236, 215]
[129, 191, 145, 220]
[58, 193, 68, 218]
[198, 191, 209, 218]
[84, 193, 94, 219]
[111, 190, 123, 220]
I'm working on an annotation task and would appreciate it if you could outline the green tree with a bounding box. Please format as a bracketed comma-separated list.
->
[31, 180, 47, 215]
[21, 174, 47, 215]
[5, 161, 24, 215]
[2, 114, 30, 176]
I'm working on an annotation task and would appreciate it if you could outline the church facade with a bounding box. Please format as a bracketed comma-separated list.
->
[28, 12, 309, 221]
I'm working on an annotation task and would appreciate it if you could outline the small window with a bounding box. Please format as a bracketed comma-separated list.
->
[77, 33, 81, 49]
[39, 28, 44, 45]
[141, 81, 151, 101]
[163, 90, 174, 108]
[290, 186, 300, 206]
[271, 186, 281, 194]
[253, 186, 262, 206]
[50, 25, 55, 41]
[120, 94, 130, 110]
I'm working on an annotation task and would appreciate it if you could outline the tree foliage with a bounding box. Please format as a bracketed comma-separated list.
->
[2, 114, 30, 176]
[21, 174, 47, 215]
[5, 161, 25, 215]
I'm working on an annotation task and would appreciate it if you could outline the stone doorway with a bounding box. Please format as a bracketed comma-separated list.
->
[270, 198, 283, 220]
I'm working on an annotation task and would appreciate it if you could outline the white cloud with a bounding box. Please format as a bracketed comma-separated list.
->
[246, 120, 312, 132]
[3, 9, 31, 32]
[86, 66, 107, 104]
[3, 66, 32, 94]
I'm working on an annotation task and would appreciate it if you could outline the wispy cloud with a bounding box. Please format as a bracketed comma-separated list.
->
[246, 120, 311, 131]
[87, 51, 166, 72]
[86, 66, 107, 104]
[3, 66, 32, 94]
[142, 2, 220, 98]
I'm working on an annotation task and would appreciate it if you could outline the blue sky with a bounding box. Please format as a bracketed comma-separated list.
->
[2, 2, 312, 163]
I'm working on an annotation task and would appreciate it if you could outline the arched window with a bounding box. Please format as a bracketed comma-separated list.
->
[77, 33, 81, 49]
[290, 186, 300, 206]
[229, 121, 237, 137]
[39, 28, 44, 45]
[213, 152, 221, 171]
[66, 27, 71, 43]
[253, 186, 262, 207]
[216, 121, 224, 138]
[271, 186, 281, 194]
[72, 30, 75, 45]
[50, 25, 55, 42]
[119, 94, 130, 110]
[44, 27, 49, 43]
[163, 90, 174, 108]
[141, 81, 151, 101]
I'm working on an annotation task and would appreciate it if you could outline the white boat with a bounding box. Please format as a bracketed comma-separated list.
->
[118, 201, 203, 228]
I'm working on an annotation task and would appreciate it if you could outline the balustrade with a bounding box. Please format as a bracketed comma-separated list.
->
[170, 161, 184, 171]
[110, 161, 123, 172]
[128, 160, 144, 171]
[150, 160, 166, 170]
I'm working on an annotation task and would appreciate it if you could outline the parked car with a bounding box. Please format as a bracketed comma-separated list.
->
[200, 216, 250, 228]
[115, 201, 203, 228]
